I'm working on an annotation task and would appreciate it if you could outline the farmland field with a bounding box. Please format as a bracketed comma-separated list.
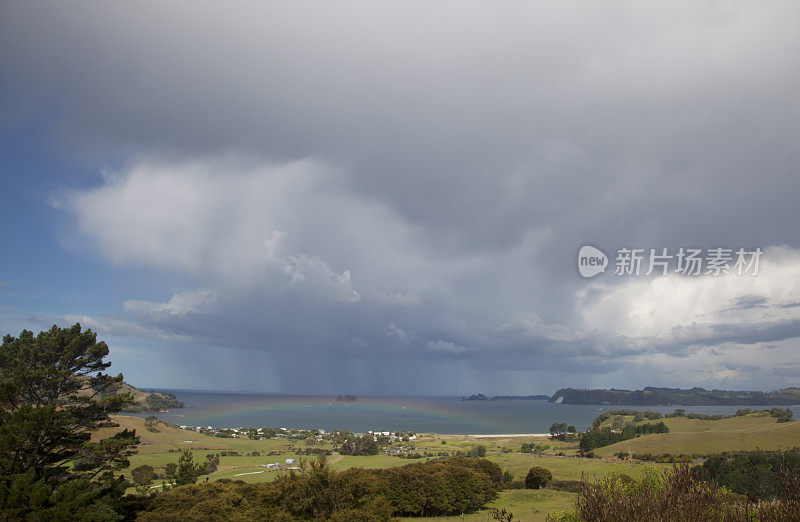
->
[106, 413, 799, 520]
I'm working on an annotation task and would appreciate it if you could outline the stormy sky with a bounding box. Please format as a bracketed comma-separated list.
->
[1, 1, 800, 395]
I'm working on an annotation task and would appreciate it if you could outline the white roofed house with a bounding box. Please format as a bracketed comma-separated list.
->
[285, 458, 295, 465]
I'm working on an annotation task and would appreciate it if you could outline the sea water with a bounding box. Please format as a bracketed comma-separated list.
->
[131, 390, 799, 435]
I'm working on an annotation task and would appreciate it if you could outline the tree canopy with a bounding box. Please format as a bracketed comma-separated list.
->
[0, 324, 139, 520]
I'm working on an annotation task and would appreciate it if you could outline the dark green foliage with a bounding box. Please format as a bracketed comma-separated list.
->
[550, 422, 568, 440]
[489, 507, 514, 521]
[769, 407, 793, 423]
[144, 416, 160, 433]
[138, 457, 500, 520]
[525, 467, 553, 489]
[505, 478, 526, 490]
[636, 421, 669, 435]
[549, 463, 800, 521]
[171, 450, 206, 486]
[579, 422, 669, 452]
[684, 413, 727, 420]
[591, 410, 645, 427]
[520, 442, 549, 454]
[0, 324, 139, 520]
[132, 465, 157, 486]
[338, 433, 380, 455]
[631, 452, 694, 463]
[693, 449, 800, 501]
[470, 444, 487, 457]
[367, 457, 500, 516]
[549, 479, 582, 493]
[95, 384, 183, 414]
[204, 453, 220, 474]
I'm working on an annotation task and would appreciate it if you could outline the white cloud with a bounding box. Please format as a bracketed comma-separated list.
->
[386, 323, 412, 344]
[579, 245, 800, 343]
[60, 314, 193, 342]
[64, 158, 415, 304]
[426, 340, 471, 354]
[124, 289, 217, 315]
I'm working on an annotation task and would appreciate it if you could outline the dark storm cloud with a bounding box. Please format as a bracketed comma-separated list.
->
[2, 1, 800, 392]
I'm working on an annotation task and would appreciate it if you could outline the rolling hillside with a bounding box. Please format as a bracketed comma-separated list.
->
[594, 413, 800, 457]
[81, 379, 184, 413]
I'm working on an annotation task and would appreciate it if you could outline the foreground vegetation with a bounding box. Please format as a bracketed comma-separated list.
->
[136, 457, 502, 520]
[3, 324, 799, 521]
[548, 463, 800, 521]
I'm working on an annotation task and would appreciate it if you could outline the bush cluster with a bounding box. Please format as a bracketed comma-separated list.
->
[694, 449, 800, 501]
[136, 456, 502, 520]
[337, 433, 381, 455]
[578, 422, 669, 452]
[547, 463, 800, 521]
[630, 453, 694, 463]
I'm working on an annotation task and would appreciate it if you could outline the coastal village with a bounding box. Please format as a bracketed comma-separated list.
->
[173, 424, 421, 468]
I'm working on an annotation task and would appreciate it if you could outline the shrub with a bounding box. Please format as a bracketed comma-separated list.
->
[525, 467, 553, 489]
[470, 445, 487, 458]
[139, 457, 500, 520]
[203, 454, 220, 474]
[693, 449, 800, 501]
[505, 479, 526, 490]
[550, 479, 582, 493]
[132, 465, 157, 486]
[547, 463, 800, 522]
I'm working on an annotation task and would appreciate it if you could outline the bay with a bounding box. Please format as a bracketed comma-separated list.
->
[133, 390, 798, 435]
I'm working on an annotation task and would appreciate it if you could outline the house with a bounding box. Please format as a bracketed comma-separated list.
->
[285, 458, 296, 465]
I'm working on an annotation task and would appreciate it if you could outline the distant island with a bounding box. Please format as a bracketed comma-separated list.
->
[490, 394, 550, 401]
[549, 387, 800, 406]
[462, 393, 548, 401]
[336, 394, 358, 402]
[460, 387, 800, 406]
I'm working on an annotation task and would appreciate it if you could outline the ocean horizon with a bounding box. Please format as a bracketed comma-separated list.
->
[132, 389, 799, 435]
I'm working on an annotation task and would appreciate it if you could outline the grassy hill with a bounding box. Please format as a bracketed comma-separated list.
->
[593, 413, 800, 457]
[80, 379, 184, 412]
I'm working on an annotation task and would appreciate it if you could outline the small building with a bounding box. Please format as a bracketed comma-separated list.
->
[285, 458, 296, 465]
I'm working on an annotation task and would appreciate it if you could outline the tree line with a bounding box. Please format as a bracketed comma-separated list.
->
[578, 422, 669, 452]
